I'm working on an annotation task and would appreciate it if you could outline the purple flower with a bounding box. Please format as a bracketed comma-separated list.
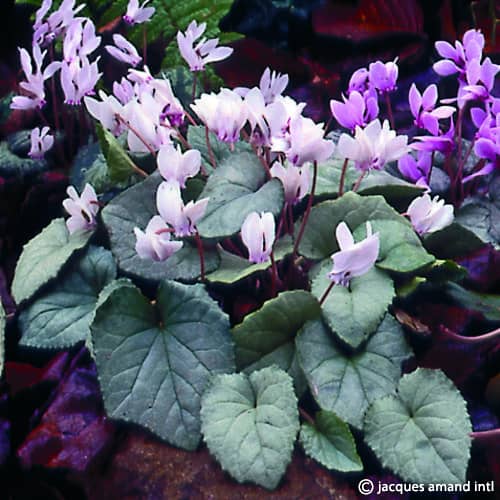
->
[407, 194, 454, 235]
[433, 29, 485, 78]
[347, 67, 370, 95]
[191, 89, 247, 144]
[330, 89, 379, 132]
[105, 34, 141, 67]
[28, 126, 54, 159]
[11, 45, 60, 110]
[270, 162, 311, 205]
[177, 20, 233, 72]
[113, 77, 135, 105]
[156, 182, 208, 237]
[411, 119, 455, 154]
[241, 212, 275, 264]
[157, 145, 201, 188]
[397, 151, 432, 188]
[368, 58, 398, 93]
[459, 57, 500, 105]
[337, 119, 408, 172]
[328, 221, 379, 287]
[151, 79, 184, 127]
[134, 216, 183, 261]
[62, 183, 99, 234]
[408, 83, 455, 135]
[123, 0, 155, 25]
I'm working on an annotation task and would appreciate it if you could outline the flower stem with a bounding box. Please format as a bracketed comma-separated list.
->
[385, 92, 395, 129]
[293, 160, 318, 256]
[319, 281, 335, 305]
[195, 230, 205, 281]
[441, 326, 500, 344]
[352, 170, 366, 192]
[115, 114, 156, 156]
[205, 125, 217, 169]
[470, 428, 500, 439]
[299, 407, 315, 426]
[288, 204, 294, 236]
[191, 72, 198, 102]
[338, 158, 349, 196]
[270, 251, 279, 297]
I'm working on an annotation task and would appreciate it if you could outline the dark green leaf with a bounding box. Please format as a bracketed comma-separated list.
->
[446, 282, 500, 321]
[92, 280, 235, 450]
[201, 366, 299, 490]
[423, 223, 485, 259]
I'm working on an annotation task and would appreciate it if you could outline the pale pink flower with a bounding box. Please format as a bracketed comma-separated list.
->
[105, 34, 141, 67]
[241, 212, 275, 264]
[157, 145, 201, 188]
[63, 183, 99, 234]
[28, 126, 54, 159]
[407, 194, 454, 235]
[328, 222, 379, 286]
[134, 215, 183, 261]
[270, 162, 310, 205]
[123, 0, 155, 25]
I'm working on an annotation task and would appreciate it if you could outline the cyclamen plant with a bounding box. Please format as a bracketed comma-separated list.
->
[8, 1, 500, 492]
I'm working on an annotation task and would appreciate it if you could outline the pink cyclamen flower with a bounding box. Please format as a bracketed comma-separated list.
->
[11, 45, 60, 110]
[156, 182, 208, 237]
[191, 89, 247, 144]
[330, 89, 379, 132]
[28, 126, 54, 159]
[270, 162, 311, 205]
[63, 18, 101, 62]
[134, 215, 183, 261]
[328, 222, 379, 287]
[282, 116, 334, 166]
[368, 58, 398, 93]
[235, 67, 289, 105]
[408, 83, 455, 136]
[337, 119, 408, 172]
[123, 0, 155, 25]
[105, 34, 141, 67]
[62, 183, 99, 234]
[347, 67, 370, 95]
[241, 212, 275, 264]
[177, 20, 233, 72]
[157, 145, 201, 188]
[397, 151, 432, 188]
[60, 56, 101, 105]
[407, 194, 454, 235]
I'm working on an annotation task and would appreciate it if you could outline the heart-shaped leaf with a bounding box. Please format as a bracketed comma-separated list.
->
[424, 223, 486, 259]
[311, 262, 395, 348]
[12, 218, 93, 305]
[196, 152, 284, 239]
[91, 280, 235, 450]
[200, 366, 299, 490]
[364, 368, 472, 484]
[298, 192, 404, 260]
[19, 246, 117, 349]
[299, 410, 362, 472]
[102, 173, 219, 282]
[232, 290, 320, 393]
[296, 314, 412, 428]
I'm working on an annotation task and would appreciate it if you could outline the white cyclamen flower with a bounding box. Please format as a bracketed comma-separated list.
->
[191, 89, 248, 144]
[156, 181, 208, 237]
[328, 221, 379, 287]
[177, 20, 233, 72]
[157, 145, 201, 188]
[241, 211, 276, 264]
[337, 118, 408, 171]
[62, 183, 99, 234]
[134, 215, 183, 261]
[270, 162, 310, 205]
[28, 126, 54, 159]
[407, 194, 454, 235]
